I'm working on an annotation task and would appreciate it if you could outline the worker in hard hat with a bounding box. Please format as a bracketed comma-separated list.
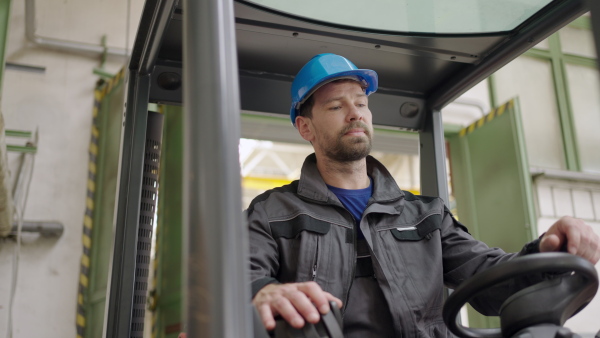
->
[247, 53, 600, 337]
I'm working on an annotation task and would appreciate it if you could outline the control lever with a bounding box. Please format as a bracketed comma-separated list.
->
[269, 301, 343, 338]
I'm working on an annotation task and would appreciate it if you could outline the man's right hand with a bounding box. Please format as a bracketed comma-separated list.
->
[252, 281, 343, 330]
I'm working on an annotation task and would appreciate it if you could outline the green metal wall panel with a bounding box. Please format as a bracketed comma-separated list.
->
[89, 300, 107, 338]
[519, 28, 598, 172]
[448, 98, 536, 329]
[151, 105, 183, 338]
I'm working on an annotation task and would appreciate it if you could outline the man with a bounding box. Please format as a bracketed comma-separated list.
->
[248, 53, 600, 337]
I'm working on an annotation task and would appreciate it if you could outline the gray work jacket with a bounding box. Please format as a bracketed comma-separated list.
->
[248, 154, 537, 337]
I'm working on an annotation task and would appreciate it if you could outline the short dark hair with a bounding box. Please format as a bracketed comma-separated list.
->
[297, 95, 314, 120]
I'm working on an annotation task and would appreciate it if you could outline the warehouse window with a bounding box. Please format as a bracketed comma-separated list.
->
[490, 14, 600, 173]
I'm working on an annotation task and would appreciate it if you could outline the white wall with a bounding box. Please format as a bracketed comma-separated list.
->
[0, 0, 143, 336]
[535, 177, 600, 335]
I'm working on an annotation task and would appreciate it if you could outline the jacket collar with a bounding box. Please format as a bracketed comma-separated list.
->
[297, 153, 405, 205]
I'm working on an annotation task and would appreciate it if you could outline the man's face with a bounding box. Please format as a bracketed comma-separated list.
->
[297, 80, 373, 162]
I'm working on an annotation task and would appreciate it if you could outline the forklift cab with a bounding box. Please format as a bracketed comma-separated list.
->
[104, 0, 600, 337]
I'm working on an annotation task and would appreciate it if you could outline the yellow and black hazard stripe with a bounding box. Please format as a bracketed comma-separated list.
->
[76, 67, 125, 338]
[76, 84, 101, 338]
[103, 68, 125, 97]
[458, 99, 514, 137]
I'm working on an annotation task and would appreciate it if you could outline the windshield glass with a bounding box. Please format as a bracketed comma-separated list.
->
[246, 0, 554, 34]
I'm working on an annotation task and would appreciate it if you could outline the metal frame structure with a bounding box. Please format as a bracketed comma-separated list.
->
[105, 0, 595, 336]
[591, 1, 600, 76]
[181, 0, 249, 336]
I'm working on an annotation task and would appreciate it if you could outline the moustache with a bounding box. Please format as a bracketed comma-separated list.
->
[340, 122, 371, 137]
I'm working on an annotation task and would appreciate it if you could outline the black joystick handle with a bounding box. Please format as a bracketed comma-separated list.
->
[271, 301, 343, 338]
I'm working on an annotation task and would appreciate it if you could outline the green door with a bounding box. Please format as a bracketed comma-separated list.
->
[78, 70, 126, 338]
[447, 98, 537, 328]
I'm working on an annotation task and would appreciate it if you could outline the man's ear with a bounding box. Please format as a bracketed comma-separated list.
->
[295, 116, 314, 142]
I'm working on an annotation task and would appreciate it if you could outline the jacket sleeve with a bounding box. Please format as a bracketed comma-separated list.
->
[440, 206, 542, 315]
[247, 201, 280, 298]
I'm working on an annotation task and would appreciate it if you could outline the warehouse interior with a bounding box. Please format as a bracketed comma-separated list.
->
[0, 0, 599, 337]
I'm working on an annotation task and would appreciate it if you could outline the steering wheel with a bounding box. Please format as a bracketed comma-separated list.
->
[442, 253, 598, 338]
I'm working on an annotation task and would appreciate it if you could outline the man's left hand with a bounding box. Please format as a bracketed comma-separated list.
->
[539, 216, 600, 264]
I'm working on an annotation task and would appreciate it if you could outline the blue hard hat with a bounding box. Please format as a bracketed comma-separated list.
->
[290, 53, 378, 126]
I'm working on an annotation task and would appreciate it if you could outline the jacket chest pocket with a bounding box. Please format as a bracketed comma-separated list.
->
[270, 214, 331, 282]
[379, 213, 443, 271]
[390, 213, 442, 241]
[379, 213, 445, 307]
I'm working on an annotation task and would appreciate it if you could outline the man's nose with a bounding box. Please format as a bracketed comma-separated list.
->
[347, 105, 363, 121]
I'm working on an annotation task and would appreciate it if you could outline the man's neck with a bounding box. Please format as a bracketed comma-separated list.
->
[316, 155, 370, 190]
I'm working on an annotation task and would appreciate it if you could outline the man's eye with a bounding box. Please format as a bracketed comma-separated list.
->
[356, 103, 366, 107]
[329, 106, 341, 110]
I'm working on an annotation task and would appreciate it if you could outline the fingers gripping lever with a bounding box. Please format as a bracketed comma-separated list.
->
[253, 301, 343, 338]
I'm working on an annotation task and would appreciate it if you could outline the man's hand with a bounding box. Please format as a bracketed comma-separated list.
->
[252, 281, 343, 330]
[539, 216, 600, 264]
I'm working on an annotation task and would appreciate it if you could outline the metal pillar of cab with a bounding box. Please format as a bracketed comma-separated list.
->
[591, 0, 600, 76]
[104, 70, 150, 337]
[420, 108, 449, 205]
[182, 0, 251, 337]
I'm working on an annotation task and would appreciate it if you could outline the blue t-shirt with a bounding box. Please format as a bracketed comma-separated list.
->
[327, 177, 373, 239]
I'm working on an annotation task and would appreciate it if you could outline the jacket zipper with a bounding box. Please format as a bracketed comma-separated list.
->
[343, 212, 357, 314]
[343, 200, 375, 313]
[311, 236, 319, 281]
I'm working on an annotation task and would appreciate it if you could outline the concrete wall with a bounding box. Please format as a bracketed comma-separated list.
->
[0, 0, 143, 336]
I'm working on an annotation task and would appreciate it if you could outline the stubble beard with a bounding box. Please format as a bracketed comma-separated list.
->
[324, 122, 373, 162]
